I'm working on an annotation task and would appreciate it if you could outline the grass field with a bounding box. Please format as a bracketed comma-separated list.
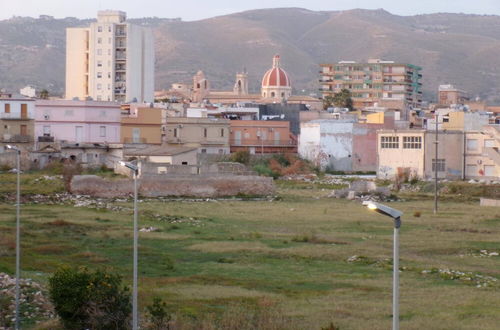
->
[0, 177, 499, 329]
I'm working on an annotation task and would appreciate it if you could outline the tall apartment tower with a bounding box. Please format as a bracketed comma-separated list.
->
[65, 10, 154, 103]
[319, 59, 422, 111]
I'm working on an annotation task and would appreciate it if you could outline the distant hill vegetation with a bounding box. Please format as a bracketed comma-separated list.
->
[2, 8, 500, 103]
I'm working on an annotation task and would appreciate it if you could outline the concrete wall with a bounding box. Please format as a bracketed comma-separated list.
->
[70, 174, 275, 198]
[65, 28, 89, 100]
[424, 131, 464, 179]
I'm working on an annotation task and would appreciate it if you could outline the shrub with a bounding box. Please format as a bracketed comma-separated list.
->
[49, 266, 131, 330]
[230, 150, 251, 165]
[145, 297, 172, 330]
[413, 211, 421, 218]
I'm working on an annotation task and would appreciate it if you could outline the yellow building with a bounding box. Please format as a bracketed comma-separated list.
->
[377, 130, 426, 179]
[121, 107, 162, 144]
[464, 126, 500, 179]
[164, 117, 230, 154]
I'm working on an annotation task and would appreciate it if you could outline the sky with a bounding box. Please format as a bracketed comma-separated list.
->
[1, 0, 500, 21]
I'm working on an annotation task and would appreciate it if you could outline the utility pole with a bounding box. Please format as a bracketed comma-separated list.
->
[434, 114, 439, 214]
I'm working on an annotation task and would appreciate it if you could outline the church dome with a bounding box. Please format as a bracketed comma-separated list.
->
[261, 55, 291, 88]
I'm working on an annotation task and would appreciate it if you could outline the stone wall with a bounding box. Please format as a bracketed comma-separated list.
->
[70, 174, 275, 198]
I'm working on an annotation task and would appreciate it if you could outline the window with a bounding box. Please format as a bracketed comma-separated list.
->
[173, 128, 178, 138]
[484, 139, 495, 148]
[97, 26, 102, 32]
[380, 136, 399, 149]
[99, 126, 106, 137]
[107, 72, 111, 78]
[432, 159, 446, 172]
[97, 83, 102, 90]
[201, 149, 207, 153]
[203, 128, 207, 138]
[466, 139, 478, 151]
[403, 136, 422, 149]
[108, 26, 111, 32]
[96, 95, 102, 101]
[108, 37, 112, 44]
[220, 128, 224, 137]
[108, 49, 111, 55]
[43, 126, 50, 136]
[4, 103, 10, 113]
[97, 37, 102, 44]
[97, 72, 102, 78]
[97, 60, 102, 67]
[20, 125, 27, 135]
[97, 49, 102, 55]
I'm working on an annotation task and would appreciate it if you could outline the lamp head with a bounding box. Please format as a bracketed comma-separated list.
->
[118, 160, 138, 173]
[362, 201, 403, 220]
[5, 145, 20, 152]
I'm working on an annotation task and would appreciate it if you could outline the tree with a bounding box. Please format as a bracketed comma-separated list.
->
[49, 266, 131, 330]
[39, 89, 49, 99]
[332, 88, 354, 111]
[145, 297, 172, 330]
[322, 95, 335, 110]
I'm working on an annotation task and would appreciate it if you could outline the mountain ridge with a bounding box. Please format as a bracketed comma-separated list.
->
[1, 8, 500, 103]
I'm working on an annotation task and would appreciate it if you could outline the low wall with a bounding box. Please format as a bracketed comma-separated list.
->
[70, 174, 275, 198]
[480, 198, 500, 207]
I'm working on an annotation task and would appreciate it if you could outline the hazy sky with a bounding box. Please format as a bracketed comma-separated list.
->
[1, 0, 500, 21]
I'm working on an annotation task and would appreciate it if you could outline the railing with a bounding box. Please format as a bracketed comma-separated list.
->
[123, 137, 148, 144]
[230, 139, 297, 147]
[2, 134, 32, 143]
[1, 113, 32, 120]
[38, 136, 54, 142]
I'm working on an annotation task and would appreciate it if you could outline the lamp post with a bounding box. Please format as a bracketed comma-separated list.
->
[362, 201, 403, 330]
[119, 161, 139, 330]
[6, 145, 21, 330]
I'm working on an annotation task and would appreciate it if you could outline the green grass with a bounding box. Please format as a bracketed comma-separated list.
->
[1, 180, 499, 329]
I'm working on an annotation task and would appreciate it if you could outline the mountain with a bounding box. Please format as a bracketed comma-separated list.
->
[2, 8, 500, 103]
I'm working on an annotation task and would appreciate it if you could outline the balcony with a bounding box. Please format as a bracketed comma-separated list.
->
[1, 113, 32, 120]
[2, 134, 33, 143]
[38, 136, 54, 142]
[229, 139, 297, 147]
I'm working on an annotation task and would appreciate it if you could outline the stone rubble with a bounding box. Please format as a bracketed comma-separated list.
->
[0, 273, 54, 329]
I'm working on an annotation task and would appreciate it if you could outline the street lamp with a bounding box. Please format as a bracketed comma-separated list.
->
[118, 161, 139, 330]
[362, 201, 403, 330]
[6, 145, 21, 330]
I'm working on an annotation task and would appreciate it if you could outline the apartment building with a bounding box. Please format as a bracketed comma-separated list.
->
[438, 84, 469, 106]
[35, 100, 122, 143]
[230, 120, 296, 154]
[0, 92, 35, 146]
[164, 117, 230, 154]
[66, 10, 154, 103]
[121, 107, 163, 144]
[464, 126, 500, 179]
[319, 59, 422, 111]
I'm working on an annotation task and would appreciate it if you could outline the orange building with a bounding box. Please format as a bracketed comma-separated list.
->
[230, 120, 296, 154]
[121, 107, 162, 144]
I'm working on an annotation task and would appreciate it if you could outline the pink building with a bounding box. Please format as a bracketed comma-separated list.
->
[35, 100, 122, 143]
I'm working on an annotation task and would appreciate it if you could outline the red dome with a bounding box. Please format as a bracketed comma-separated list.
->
[261, 55, 291, 88]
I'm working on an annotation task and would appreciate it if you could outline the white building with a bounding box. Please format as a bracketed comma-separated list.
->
[65, 10, 154, 103]
[19, 85, 37, 98]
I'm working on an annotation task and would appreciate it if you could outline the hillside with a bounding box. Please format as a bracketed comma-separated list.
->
[2, 8, 500, 102]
